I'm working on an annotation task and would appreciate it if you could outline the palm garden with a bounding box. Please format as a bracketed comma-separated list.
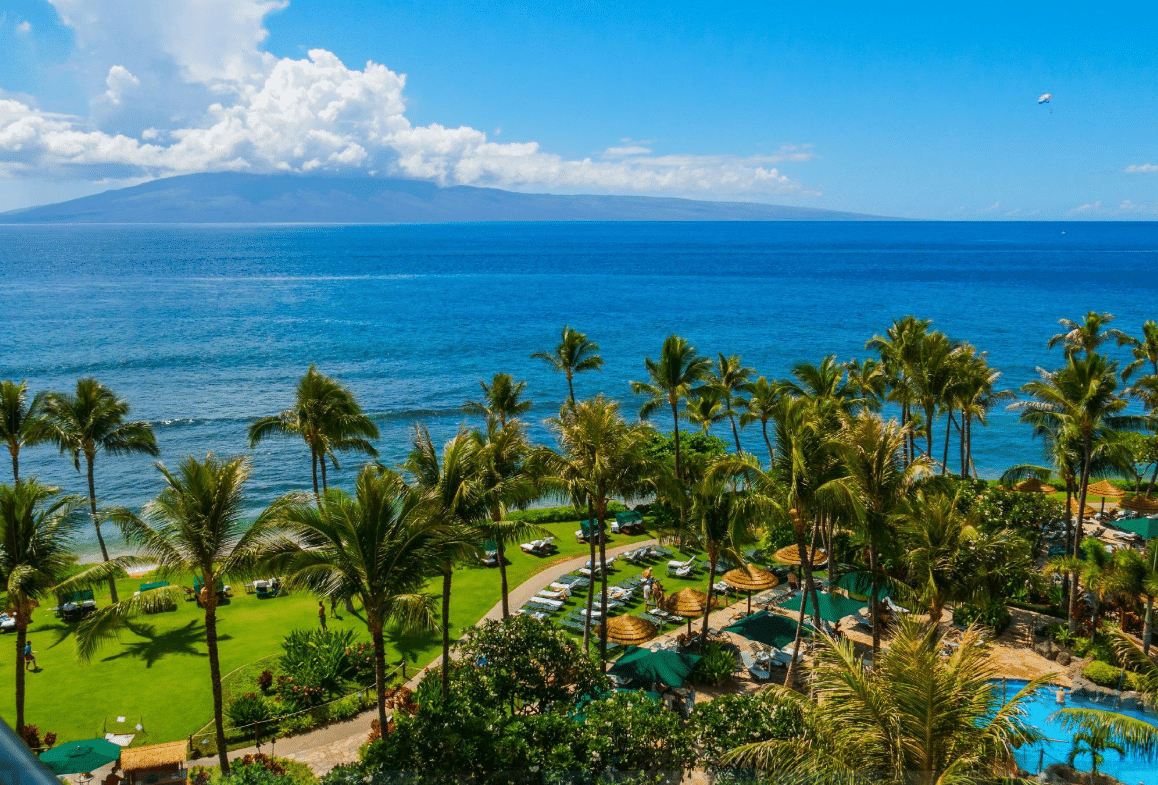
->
[4, 313, 1158, 782]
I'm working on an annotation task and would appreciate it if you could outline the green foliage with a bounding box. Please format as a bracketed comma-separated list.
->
[644, 429, 728, 463]
[191, 754, 316, 785]
[276, 628, 370, 707]
[763, 516, 796, 550]
[506, 501, 628, 525]
[692, 692, 804, 773]
[226, 693, 274, 730]
[1082, 661, 1146, 691]
[973, 488, 1064, 534]
[953, 599, 1012, 635]
[690, 642, 737, 686]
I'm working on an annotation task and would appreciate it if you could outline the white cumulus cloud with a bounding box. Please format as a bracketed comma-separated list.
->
[17, 20, 32, 33]
[0, 0, 817, 200]
[1125, 164, 1158, 173]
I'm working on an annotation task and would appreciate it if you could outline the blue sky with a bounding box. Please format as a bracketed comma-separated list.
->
[1, 0, 1156, 217]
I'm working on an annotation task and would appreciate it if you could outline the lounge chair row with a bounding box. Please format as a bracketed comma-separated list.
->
[520, 537, 556, 555]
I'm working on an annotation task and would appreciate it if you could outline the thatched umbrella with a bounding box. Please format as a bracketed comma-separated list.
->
[664, 587, 712, 636]
[1087, 480, 1126, 514]
[1120, 494, 1158, 515]
[722, 564, 779, 615]
[773, 545, 827, 568]
[598, 614, 657, 646]
[1066, 499, 1099, 519]
[1014, 478, 1056, 494]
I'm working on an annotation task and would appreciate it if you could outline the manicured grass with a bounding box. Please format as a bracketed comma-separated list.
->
[0, 518, 655, 746]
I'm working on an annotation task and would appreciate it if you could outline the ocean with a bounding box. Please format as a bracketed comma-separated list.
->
[1, 221, 1155, 560]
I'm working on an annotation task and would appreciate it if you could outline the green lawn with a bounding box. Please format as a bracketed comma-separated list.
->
[2, 519, 656, 745]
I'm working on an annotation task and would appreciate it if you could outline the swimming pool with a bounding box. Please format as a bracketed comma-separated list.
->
[997, 679, 1158, 785]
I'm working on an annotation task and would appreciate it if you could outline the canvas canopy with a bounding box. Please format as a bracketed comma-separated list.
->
[608, 645, 701, 688]
[723, 609, 800, 649]
[1112, 517, 1158, 540]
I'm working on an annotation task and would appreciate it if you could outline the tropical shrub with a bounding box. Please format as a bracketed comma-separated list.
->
[690, 642, 738, 686]
[1083, 661, 1147, 691]
[227, 693, 274, 730]
[276, 628, 370, 707]
[507, 501, 628, 525]
[256, 669, 274, 694]
[974, 488, 1064, 534]
[18, 724, 56, 750]
[953, 599, 1012, 635]
[693, 692, 804, 774]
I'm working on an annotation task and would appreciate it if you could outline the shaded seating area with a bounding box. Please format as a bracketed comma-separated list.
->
[612, 510, 645, 534]
[575, 518, 607, 542]
[55, 589, 98, 621]
[724, 609, 800, 649]
[520, 536, 555, 555]
[480, 540, 499, 567]
[119, 740, 188, 785]
[1111, 516, 1158, 540]
[608, 645, 701, 690]
[778, 590, 867, 625]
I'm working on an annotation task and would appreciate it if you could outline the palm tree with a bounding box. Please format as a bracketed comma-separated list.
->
[685, 389, 728, 435]
[738, 376, 781, 465]
[463, 372, 533, 427]
[1122, 320, 1158, 383]
[70, 454, 291, 773]
[544, 396, 653, 664]
[266, 464, 443, 732]
[691, 465, 755, 643]
[471, 420, 548, 617]
[1048, 311, 1132, 359]
[709, 354, 754, 453]
[866, 315, 932, 464]
[0, 380, 50, 483]
[403, 425, 485, 699]
[1046, 537, 1123, 633]
[832, 412, 932, 657]
[0, 480, 84, 736]
[1012, 354, 1146, 630]
[43, 378, 158, 603]
[953, 346, 1012, 477]
[531, 325, 604, 406]
[909, 331, 960, 460]
[248, 365, 379, 502]
[631, 335, 710, 482]
[1112, 543, 1158, 655]
[727, 617, 1050, 783]
[1054, 708, 1158, 775]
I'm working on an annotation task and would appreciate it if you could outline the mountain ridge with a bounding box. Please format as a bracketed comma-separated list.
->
[0, 172, 888, 223]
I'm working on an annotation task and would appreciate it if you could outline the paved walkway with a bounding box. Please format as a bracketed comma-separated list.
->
[224, 537, 658, 775]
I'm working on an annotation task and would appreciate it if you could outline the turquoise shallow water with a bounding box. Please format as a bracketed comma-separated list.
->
[1, 221, 1155, 557]
[999, 678, 1158, 784]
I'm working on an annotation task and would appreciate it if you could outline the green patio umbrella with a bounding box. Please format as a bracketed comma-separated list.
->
[1113, 517, 1158, 540]
[722, 609, 800, 649]
[40, 738, 122, 774]
[779, 591, 867, 624]
[608, 645, 702, 688]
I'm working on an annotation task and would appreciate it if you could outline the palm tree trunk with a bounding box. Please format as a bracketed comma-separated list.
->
[441, 569, 452, 700]
[869, 543, 881, 659]
[204, 604, 230, 774]
[1144, 595, 1154, 656]
[9, 446, 17, 484]
[925, 403, 935, 459]
[702, 554, 718, 644]
[497, 534, 510, 619]
[320, 454, 328, 493]
[761, 421, 774, 466]
[311, 450, 320, 505]
[1070, 454, 1093, 633]
[784, 583, 809, 687]
[370, 617, 389, 732]
[728, 414, 743, 454]
[566, 372, 575, 406]
[583, 497, 596, 652]
[597, 503, 610, 669]
[796, 516, 822, 627]
[87, 454, 118, 603]
[942, 411, 954, 475]
[670, 400, 682, 482]
[14, 617, 27, 735]
[959, 409, 967, 476]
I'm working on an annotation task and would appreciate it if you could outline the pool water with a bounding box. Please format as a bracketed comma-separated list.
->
[998, 679, 1158, 784]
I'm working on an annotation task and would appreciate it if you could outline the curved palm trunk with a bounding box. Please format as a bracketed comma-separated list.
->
[702, 552, 718, 644]
[310, 450, 320, 505]
[86, 453, 118, 603]
[320, 455, 328, 494]
[582, 498, 596, 652]
[597, 504, 610, 669]
[441, 570, 452, 700]
[670, 399, 682, 481]
[496, 530, 510, 619]
[370, 616, 389, 732]
[924, 402, 936, 459]
[784, 586, 809, 687]
[869, 543, 882, 659]
[942, 412, 954, 475]
[9, 445, 18, 484]
[728, 413, 743, 454]
[1143, 595, 1154, 656]
[14, 615, 27, 734]
[566, 372, 576, 407]
[795, 518, 822, 627]
[761, 421, 774, 466]
[204, 602, 230, 773]
[1070, 450, 1093, 633]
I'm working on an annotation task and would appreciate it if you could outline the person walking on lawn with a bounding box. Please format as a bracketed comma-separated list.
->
[318, 600, 327, 631]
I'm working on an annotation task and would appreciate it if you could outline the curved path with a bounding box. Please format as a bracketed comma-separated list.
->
[223, 537, 659, 775]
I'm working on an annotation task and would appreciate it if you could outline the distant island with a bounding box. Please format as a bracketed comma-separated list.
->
[0, 172, 886, 223]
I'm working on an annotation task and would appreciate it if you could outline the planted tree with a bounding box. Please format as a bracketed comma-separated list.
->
[530, 325, 604, 406]
[44, 378, 158, 602]
[463, 372, 532, 427]
[631, 334, 710, 483]
[0, 380, 50, 483]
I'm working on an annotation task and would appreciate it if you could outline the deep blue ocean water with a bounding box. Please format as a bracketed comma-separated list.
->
[1, 221, 1155, 559]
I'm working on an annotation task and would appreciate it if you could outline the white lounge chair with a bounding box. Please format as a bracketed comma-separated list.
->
[667, 556, 695, 570]
[741, 650, 771, 681]
[528, 597, 564, 610]
[520, 540, 543, 554]
[537, 589, 567, 601]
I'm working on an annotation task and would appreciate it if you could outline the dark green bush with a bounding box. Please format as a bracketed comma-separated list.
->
[690, 642, 738, 686]
[953, 600, 1012, 635]
[226, 693, 273, 730]
[507, 502, 628, 525]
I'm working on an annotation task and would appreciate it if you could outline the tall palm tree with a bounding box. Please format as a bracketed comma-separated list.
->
[471, 420, 547, 617]
[531, 325, 604, 406]
[685, 389, 728, 435]
[1046, 537, 1124, 634]
[0, 481, 84, 736]
[954, 346, 1012, 477]
[727, 617, 1050, 783]
[0, 380, 50, 483]
[909, 331, 960, 460]
[463, 372, 533, 427]
[70, 455, 291, 774]
[1012, 353, 1146, 630]
[266, 464, 443, 732]
[1111, 542, 1158, 655]
[1048, 311, 1131, 359]
[631, 335, 710, 482]
[866, 315, 932, 464]
[403, 425, 485, 699]
[709, 354, 754, 453]
[248, 365, 379, 502]
[43, 378, 158, 603]
[691, 465, 755, 643]
[739, 376, 781, 465]
[1122, 320, 1158, 383]
[832, 412, 932, 657]
[544, 396, 653, 664]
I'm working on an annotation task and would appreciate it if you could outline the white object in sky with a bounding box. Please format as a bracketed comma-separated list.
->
[1038, 93, 1052, 104]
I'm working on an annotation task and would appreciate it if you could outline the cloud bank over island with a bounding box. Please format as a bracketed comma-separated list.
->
[0, 0, 816, 203]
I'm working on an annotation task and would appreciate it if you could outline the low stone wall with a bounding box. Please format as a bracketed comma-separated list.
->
[1069, 672, 1155, 713]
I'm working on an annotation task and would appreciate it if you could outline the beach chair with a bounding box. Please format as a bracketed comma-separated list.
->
[536, 537, 555, 553]
[741, 650, 771, 681]
[520, 539, 545, 554]
[527, 597, 564, 611]
[537, 588, 568, 601]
